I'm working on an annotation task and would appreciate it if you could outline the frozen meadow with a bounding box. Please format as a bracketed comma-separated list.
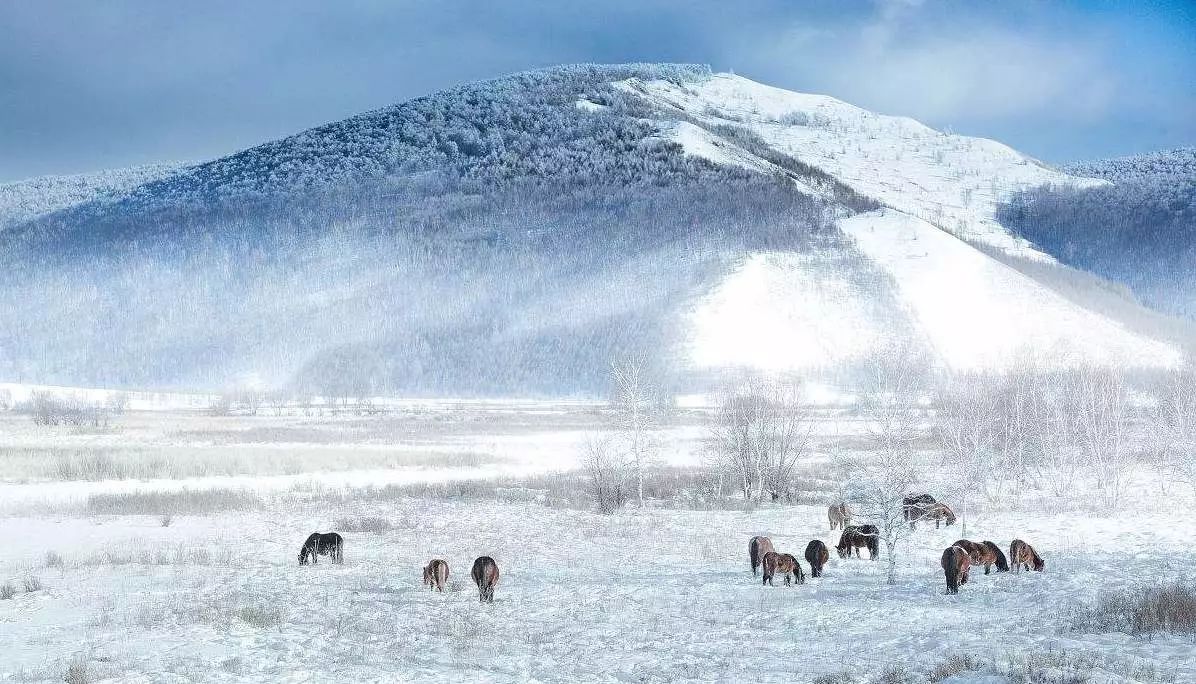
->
[2, 401, 1195, 683]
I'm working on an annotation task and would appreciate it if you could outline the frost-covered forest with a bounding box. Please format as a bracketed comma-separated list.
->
[1, 64, 851, 394]
[998, 148, 1196, 319]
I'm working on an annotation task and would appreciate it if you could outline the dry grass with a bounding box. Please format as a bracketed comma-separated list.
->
[0, 582, 14, 600]
[1071, 581, 1196, 638]
[85, 488, 261, 515]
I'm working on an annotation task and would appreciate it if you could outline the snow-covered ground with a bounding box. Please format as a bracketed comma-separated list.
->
[2, 406, 1194, 683]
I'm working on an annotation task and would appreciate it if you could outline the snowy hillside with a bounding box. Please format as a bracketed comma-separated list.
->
[617, 73, 1105, 256]
[0, 163, 183, 229]
[0, 64, 1184, 392]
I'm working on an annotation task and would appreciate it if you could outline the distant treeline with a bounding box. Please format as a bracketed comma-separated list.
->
[998, 148, 1196, 320]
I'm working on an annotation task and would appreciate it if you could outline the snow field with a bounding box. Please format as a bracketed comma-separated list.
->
[3, 496, 1195, 683]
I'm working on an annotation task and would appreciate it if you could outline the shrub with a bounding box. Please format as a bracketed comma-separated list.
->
[45, 550, 65, 569]
[1071, 581, 1196, 637]
[929, 653, 983, 682]
[23, 575, 42, 592]
[0, 582, 14, 600]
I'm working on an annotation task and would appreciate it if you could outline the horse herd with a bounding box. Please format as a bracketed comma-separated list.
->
[752, 494, 1046, 594]
[298, 531, 502, 603]
[296, 492, 1045, 601]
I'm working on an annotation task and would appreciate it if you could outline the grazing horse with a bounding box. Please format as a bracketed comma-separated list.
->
[749, 536, 776, 577]
[804, 539, 830, 578]
[941, 545, 971, 594]
[762, 551, 805, 586]
[298, 532, 343, 565]
[982, 541, 1010, 573]
[1009, 539, 1045, 572]
[836, 524, 880, 560]
[924, 503, 956, 529]
[423, 559, 449, 592]
[903, 493, 937, 528]
[952, 539, 1005, 574]
[471, 556, 500, 603]
[828, 502, 852, 531]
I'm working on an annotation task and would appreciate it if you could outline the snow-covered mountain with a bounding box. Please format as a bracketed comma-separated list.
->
[0, 64, 1184, 393]
[0, 163, 184, 230]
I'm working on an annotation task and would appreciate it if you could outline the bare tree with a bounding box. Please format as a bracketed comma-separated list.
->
[708, 376, 813, 503]
[610, 359, 665, 508]
[1067, 365, 1132, 510]
[842, 347, 929, 585]
[583, 436, 630, 514]
[1153, 370, 1196, 496]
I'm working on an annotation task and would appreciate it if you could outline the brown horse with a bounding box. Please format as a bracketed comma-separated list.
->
[903, 493, 937, 528]
[471, 556, 500, 603]
[941, 545, 971, 594]
[422, 559, 449, 592]
[924, 503, 956, 528]
[828, 502, 852, 531]
[1009, 539, 1045, 572]
[762, 551, 805, 586]
[952, 539, 1007, 574]
[804, 539, 829, 577]
[836, 524, 880, 560]
[749, 536, 776, 577]
[982, 541, 1010, 573]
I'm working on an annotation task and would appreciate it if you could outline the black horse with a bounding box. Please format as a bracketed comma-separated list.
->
[298, 532, 344, 565]
[903, 493, 937, 528]
[836, 524, 880, 560]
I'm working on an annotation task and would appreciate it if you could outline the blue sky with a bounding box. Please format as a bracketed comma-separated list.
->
[1, 0, 1193, 181]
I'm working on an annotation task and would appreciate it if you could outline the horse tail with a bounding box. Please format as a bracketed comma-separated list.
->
[749, 538, 759, 576]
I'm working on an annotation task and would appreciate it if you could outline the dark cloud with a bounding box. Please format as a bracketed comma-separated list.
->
[1, 0, 1192, 181]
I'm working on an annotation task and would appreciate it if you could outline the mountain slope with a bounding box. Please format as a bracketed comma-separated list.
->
[0, 64, 1183, 394]
[999, 148, 1196, 320]
[0, 163, 183, 230]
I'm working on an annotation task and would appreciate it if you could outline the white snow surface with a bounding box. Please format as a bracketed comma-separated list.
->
[839, 210, 1182, 369]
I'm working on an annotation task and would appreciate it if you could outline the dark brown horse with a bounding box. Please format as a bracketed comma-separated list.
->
[1009, 539, 1045, 572]
[749, 536, 776, 577]
[903, 493, 937, 528]
[762, 551, 805, 586]
[941, 545, 971, 594]
[471, 556, 500, 603]
[298, 532, 343, 565]
[804, 540, 829, 577]
[828, 502, 852, 531]
[836, 524, 880, 560]
[982, 541, 1010, 573]
[423, 559, 449, 592]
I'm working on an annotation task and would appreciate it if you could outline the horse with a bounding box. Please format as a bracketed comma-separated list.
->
[749, 536, 776, 577]
[298, 532, 343, 565]
[941, 545, 971, 594]
[982, 541, 1010, 573]
[423, 559, 449, 592]
[471, 556, 500, 603]
[836, 524, 880, 560]
[762, 551, 805, 586]
[828, 502, 852, 531]
[952, 539, 1006, 574]
[1009, 539, 1045, 572]
[804, 539, 830, 577]
[903, 493, 937, 528]
[924, 503, 956, 529]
